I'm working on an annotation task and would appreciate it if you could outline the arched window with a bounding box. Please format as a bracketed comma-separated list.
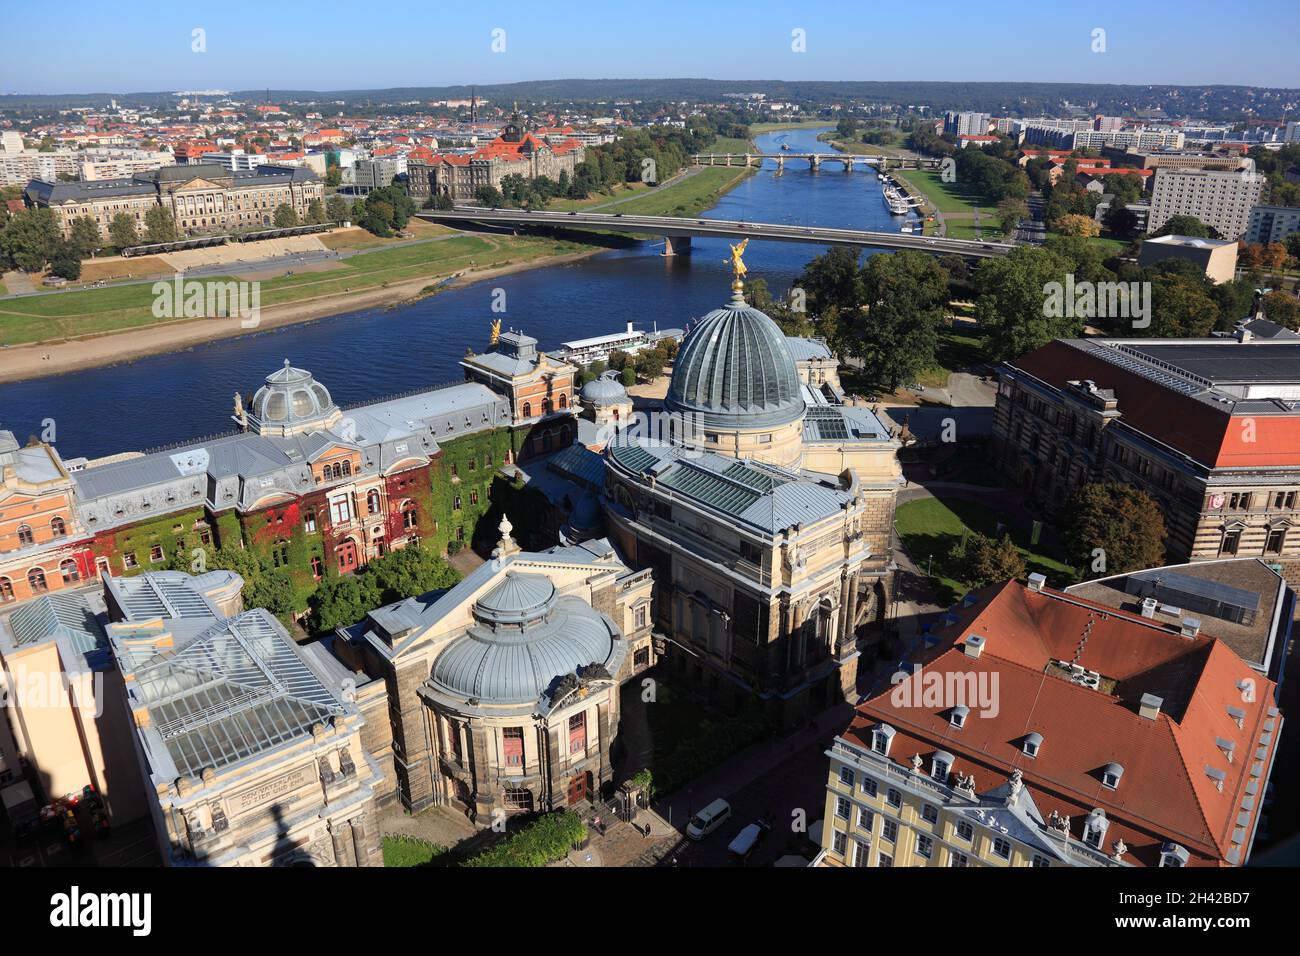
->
[542, 398, 552, 415]
[17, 525, 34, 547]
[0, 578, 13, 603]
[332, 462, 343, 479]
[558, 393, 568, 409]
[521, 401, 532, 418]
[403, 505, 418, 530]
[50, 516, 67, 538]
[341, 460, 351, 477]
[60, 559, 79, 584]
[367, 489, 381, 515]
[28, 568, 48, 593]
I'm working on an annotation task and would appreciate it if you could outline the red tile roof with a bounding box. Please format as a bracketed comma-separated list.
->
[848, 580, 1280, 865]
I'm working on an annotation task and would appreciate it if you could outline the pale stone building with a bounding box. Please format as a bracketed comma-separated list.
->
[330, 520, 655, 817]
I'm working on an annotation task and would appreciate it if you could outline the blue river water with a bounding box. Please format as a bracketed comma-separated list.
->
[0, 127, 910, 458]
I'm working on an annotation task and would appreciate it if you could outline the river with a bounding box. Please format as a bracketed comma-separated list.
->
[0, 126, 911, 458]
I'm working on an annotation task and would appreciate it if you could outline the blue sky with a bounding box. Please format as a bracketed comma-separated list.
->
[3, 0, 1297, 94]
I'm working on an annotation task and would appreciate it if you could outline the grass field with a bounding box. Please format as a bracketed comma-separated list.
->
[893, 169, 999, 218]
[945, 221, 1005, 241]
[749, 119, 832, 134]
[698, 135, 754, 154]
[0, 232, 584, 347]
[544, 181, 656, 211]
[594, 166, 753, 218]
[896, 496, 1074, 604]
[916, 325, 988, 389]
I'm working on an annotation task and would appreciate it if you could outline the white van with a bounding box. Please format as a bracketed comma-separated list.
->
[686, 798, 731, 840]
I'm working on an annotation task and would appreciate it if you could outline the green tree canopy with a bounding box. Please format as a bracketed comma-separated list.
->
[973, 246, 1077, 362]
[1063, 482, 1167, 577]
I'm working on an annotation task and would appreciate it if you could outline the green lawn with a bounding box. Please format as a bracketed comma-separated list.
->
[0, 233, 585, 347]
[896, 496, 1074, 605]
[892, 169, 999, 218]
[0, 281, 7, 296]
[698, 135, 754, 154]
[945, 221, 1005, 241]
[917, 325, 989, 389]
[749, 119, 833, 134]
[596, 166, 753, 219]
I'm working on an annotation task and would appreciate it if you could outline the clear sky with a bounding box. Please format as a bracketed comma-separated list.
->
[4, 0, 1297, 94]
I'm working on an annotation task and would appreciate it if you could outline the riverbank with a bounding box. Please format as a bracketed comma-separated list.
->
[0, 244, 604, 383]
[0, 163, 758, 384]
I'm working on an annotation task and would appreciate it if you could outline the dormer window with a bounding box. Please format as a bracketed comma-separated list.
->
[1023, 732, 1043, 758]
[1216, 737, 1236, 763]
[949, 706, 969, 729]
[1102, 762, 1124, 789]
[931, 750, 953, 784]
[872, 723, 896, 757]
[1084, 808, 1109, 849]
[1159, 842, 1189, 868]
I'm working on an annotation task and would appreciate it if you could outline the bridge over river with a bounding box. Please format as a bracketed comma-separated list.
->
[416, 206, 1014, 257]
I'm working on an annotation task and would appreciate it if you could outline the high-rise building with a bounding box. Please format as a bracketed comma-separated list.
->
[1246, 204, 1300, 245]
[944, 111, 990, 138]
[1148, 167, 1266, 239]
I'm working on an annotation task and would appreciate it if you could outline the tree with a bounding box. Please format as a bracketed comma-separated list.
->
[620, 366, 637, 388]
[305, 199, 325, 225]
[48, 241, 81, 280]
[798, 246, 864, 318]
[108, 212, 139, 249]
[965, 533, 1026, 588]
[635, 349, 666, 380]
[607, 349, 630, 371]
[973, 246, 1077, 362]
[69, 215, 101, 259]
[997, 198, 1028, 237]
[0, 207, 61, 272]
[1153, 214, 1211, 239]
[325, 167, 342, 188]
[325, 194, 350, 223]
[1149, 273, 1220, 337]
[1054, 213, 1101, 238]
[1063, 483, 1166, 577]
[852, 250, 948, 392]
[273, 203, 300, 228]
[1263, 290, 1300, 330]
[143, 206, 177, 244]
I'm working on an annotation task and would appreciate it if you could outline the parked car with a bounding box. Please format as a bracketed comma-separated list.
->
[727, 820, 770, 862]
[686, 798, 732, 840]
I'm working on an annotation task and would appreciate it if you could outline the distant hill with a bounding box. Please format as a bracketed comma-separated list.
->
[3, 79, 1298, 119]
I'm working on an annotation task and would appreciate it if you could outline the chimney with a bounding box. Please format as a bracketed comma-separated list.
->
[1180, 616, 1201, 638]
[1140, 596, 1158, 619]
[1139, 693, 1163, 720]
[964, 634, 986, 659]
[1027, 572, 1046, 592]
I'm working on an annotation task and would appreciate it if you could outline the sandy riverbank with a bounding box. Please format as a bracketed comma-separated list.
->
[0, 247, 604, 384]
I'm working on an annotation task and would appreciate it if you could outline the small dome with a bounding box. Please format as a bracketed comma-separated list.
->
[250, 360, 337, 427]
[473, 572, 556, 626]
[581, 371, 628, 406]
[666, 290, 803, 430]
[432, 587, 620, 705]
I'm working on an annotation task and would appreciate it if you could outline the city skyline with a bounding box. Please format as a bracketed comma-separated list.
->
[3, 0, 1299, 94]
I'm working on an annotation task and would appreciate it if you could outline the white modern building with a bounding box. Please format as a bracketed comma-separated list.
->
[1246, 204, 1300, 246]
[1148, 167, 1267, 239]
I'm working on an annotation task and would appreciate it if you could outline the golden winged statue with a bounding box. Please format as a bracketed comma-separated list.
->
[490, 317, 501, 346]
[728, 238, 749, 293]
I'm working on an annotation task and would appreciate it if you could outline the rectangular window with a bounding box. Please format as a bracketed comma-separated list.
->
[836, 797, 851, 820]
[502, 727, 524, 768]
[634, 605, 647, 629]
[949, 851, 969, 868]
[123, 553, 138, 570]
[568, 711, 587, 755]
[857, 806, 874, 832]
[992, 837, 1012, 860]
[832, 830, 847, 856]
[916, 834, 933, 859]
[1266, 528, 1286, 554]
[882, 820, 897, 844]
[330, 496, 351, 524]
[853, 840, 870, 867]
[886, 789, 902, 809]
[877, 852, 893, 868]
[955, 820, 974, 842]
[860, 777, 878, 799]
[1032, 855, 1050, 868]
[1221, 529, 1241, 556]
[839, 767, 855, 788]
[921, 804, 939, 825]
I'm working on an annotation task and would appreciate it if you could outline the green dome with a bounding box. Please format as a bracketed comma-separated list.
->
[665, 290, 804, 430]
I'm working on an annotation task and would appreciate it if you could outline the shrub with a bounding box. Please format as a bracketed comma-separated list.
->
[381, 835, 446, 867]
[462, 811, 586, 867]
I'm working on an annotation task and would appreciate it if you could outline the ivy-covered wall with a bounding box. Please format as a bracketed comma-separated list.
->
[427, 428, 517, 553]
[89, 507, 209, 576]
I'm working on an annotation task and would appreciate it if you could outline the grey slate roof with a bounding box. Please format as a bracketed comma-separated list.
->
[785, 336, 834, 362]
[606, 439, 852, 534]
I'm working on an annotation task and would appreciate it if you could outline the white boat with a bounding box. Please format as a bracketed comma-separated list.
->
[882, 186, 910, 215]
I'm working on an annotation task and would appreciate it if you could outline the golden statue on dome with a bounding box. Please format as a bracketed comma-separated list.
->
[490, 317, 501, 345]
[728, 238, 749, 294]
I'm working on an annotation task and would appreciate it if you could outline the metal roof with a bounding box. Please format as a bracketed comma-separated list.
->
[7, 592, 106, 657]
[131, 610, 343, 778]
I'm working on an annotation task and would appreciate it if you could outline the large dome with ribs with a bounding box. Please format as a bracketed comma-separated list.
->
[665, 289, 804, 430]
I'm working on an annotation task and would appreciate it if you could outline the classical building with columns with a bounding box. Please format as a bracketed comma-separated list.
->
[330, 518, 655, 816]
[599, 262, 903, 725]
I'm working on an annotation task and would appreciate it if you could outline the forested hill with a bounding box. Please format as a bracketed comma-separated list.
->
[3, 79, 1298, 119]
